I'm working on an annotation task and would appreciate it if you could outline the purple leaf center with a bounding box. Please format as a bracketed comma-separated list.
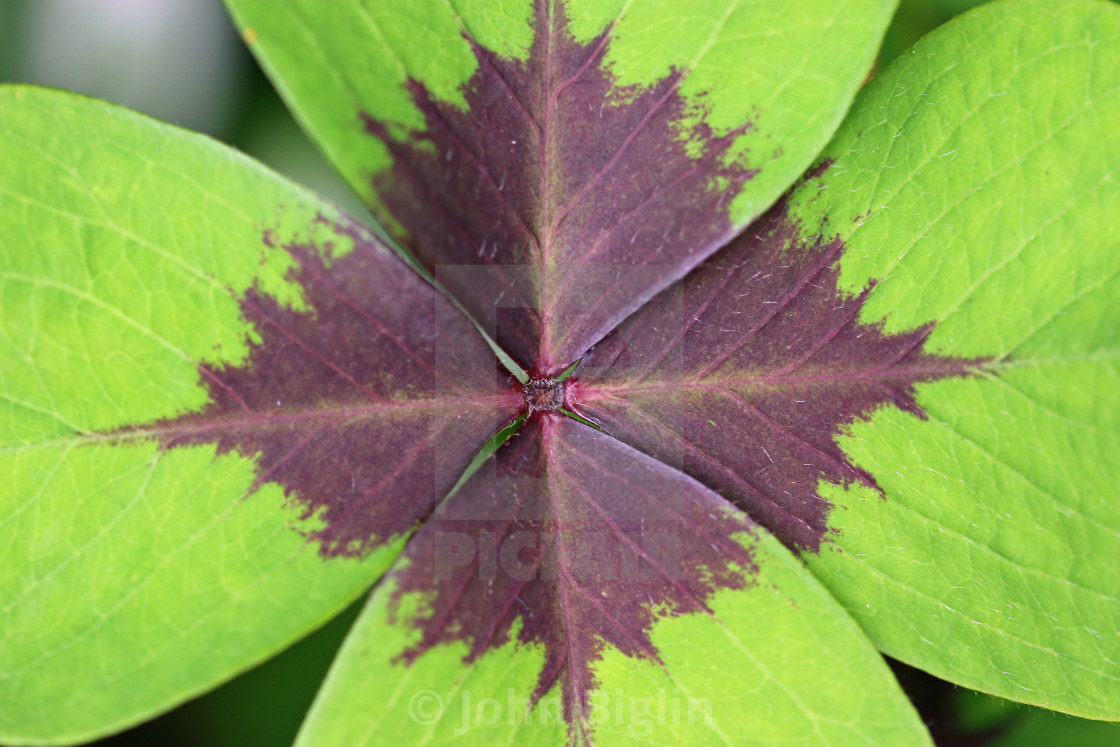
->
[523, 378, 566, 412]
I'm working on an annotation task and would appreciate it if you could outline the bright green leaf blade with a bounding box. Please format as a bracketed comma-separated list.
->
[783, 0, 1120, 718]
[0, 87, 514, 744]
[296, 419, 929, 746]
[222, 0, 895, 222]
[220, 0, 898, 368]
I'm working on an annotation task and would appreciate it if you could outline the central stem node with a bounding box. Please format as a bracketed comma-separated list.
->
[524, 378, 565, 412]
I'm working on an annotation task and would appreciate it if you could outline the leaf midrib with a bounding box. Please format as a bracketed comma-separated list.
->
[579, 358, 984, 397]
[1, 393, 517, 453]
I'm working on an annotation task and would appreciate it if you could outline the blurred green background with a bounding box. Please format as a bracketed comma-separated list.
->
[1, 0, 1117, 744]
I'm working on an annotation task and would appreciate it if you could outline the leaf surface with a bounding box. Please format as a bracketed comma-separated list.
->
[222, 0, 897, 370]
[0, 87, 518, 743]
[296, 416, 929, 745]
[572, 0, 1120, 718]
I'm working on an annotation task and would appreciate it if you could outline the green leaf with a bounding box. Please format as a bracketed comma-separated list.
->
[0, 87, 514, 744]
[776, 0, 1120, 718]
[223, 0, 896, 221]
[296, 418, 929, 746]
[6, 0, 1119, 743]
[221, 0, 898, 369]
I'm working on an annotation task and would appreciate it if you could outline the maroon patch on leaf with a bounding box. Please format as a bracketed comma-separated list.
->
[108, 216, 520, 557]
[569, 193, 987, 552]
[361, 1, 757, 371]
[387, 415, 756, 742]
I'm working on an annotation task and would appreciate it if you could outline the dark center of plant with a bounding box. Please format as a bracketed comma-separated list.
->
[523, 378, 565, 412]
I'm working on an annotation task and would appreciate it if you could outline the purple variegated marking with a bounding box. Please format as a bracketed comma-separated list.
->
[570, 193, 987, 552]
[98, 216, 521, 556]
[387, 415, 758, 743]
[361, 0, 757, 370]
